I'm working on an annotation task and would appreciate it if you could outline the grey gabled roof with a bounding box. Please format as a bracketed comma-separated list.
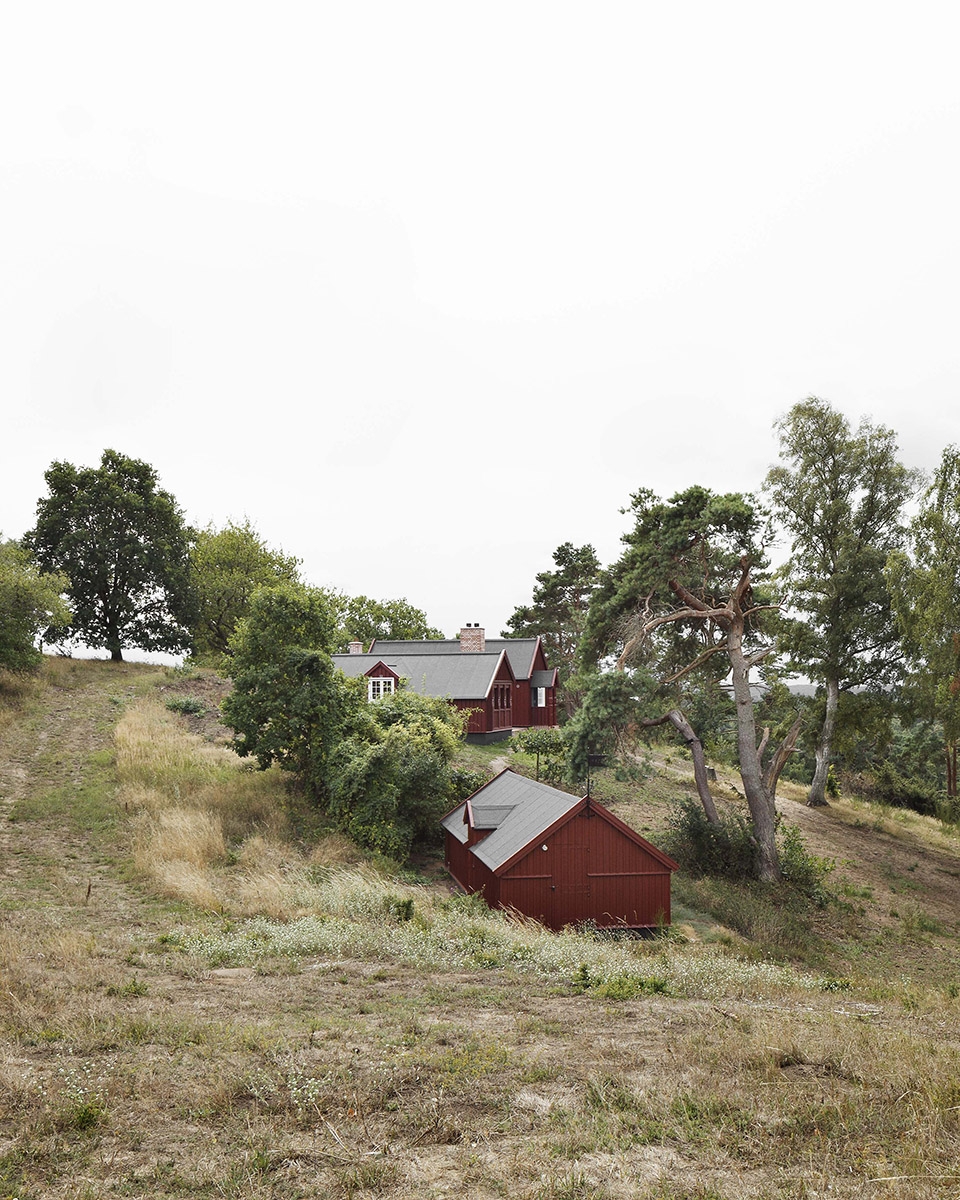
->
[485, 639, 540, 681]
[370, 640, 459, 656]
[332, 650, 509, 700]
[442, 770, 582, 872]
[369, 636, 543, 681]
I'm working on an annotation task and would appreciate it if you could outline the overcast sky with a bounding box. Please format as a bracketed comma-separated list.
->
[3, 3, 960, 647]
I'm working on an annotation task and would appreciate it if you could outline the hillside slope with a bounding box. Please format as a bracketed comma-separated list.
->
[1, 660, 959, 1199]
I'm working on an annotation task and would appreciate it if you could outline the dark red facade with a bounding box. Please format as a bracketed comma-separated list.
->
[443, 785, 678, 931]
[333, 630, 558, 743]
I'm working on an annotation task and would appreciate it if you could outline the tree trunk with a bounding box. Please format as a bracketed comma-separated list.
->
[762, 716, 804, 804]
[641, 708, 720, 824]
[947, 740, 957, 801]
[808, 675, 839, 807]
[110, 647, 124, 662]
[727, 622, 780, 881]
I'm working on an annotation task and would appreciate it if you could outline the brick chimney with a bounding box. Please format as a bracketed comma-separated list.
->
[348, 640, 364, 654]
[459, 623, 485, 652]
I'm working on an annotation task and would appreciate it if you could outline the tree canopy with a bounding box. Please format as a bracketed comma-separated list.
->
[503, 541, 600, 716]
[0, 540, 72, 675]
[765, 397, 919, 805]
[332, 594, 443, 652]
[326, 690, 467, 858]
[219, 582, 468, 859]
[189, 519, 301, 664]
[23, 450, 195, 662]
[221, 583, 352, 783]
[886, 445, 960, 799]
[582, 486, 787, 880]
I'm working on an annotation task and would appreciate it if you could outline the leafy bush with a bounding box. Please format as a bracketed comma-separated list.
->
[663, 797, 758, 879]
[665, 799, 833, 902]
[325, 691, 467, 859]
[778, 822, 834, 904]
[871, 760, 940, 816]
[165, 695, 205, 716]
[449, 766, 489, 800]
[510, 726, 568, 784]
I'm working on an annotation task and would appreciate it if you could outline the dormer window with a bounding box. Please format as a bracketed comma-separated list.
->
[368, 676, 395, 702]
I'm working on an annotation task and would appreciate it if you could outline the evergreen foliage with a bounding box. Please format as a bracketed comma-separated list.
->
[581, 486, 785, 879]
[504, 541, 601, 714]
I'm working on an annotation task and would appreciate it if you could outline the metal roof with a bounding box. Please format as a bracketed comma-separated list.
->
[332, 651, 509, 700]
[368, 636, 542, 680]
[462, 771, 582, 871]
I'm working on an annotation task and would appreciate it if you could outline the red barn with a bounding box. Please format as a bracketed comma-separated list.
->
[441, 769, 678, 930]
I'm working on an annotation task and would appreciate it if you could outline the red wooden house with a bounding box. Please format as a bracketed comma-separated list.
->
[441, 769, 679, 930]
[331, 625, 558, 742]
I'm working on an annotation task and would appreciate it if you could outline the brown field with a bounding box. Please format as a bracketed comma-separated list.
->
[1, 658, 959, 1199]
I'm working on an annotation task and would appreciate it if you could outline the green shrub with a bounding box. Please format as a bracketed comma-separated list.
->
[778, 822, 834, 904]
[165, 695, 205, 716]
[663, 797, 758, 879]
[665, 800, 833, 902]
[872, 761, 939, 815]
[449, 766, 489, 800]
[326, 691, 466, 859]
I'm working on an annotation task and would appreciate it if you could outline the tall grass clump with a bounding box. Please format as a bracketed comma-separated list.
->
[115, 700, 237, 797]
[117, 699, 297, 908]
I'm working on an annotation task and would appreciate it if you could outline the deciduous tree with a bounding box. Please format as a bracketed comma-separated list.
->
[0, 540, 71, 674]
[886, 445, 960, 800]
[24, 450, 195, 661]
[326, 690, 467, 858]
[221, 583, 355, 783]
[765, 398, 919, 806]
[189, 520, 301, 664]
[334, 594, 442, 652]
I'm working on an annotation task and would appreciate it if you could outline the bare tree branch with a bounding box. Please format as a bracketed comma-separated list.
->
[661, 643, 725, 684]
[639, 707, 719, 823]
[762, 715, 804, 801]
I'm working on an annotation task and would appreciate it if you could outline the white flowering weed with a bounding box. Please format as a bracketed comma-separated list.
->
[178, 868, 820, 1001]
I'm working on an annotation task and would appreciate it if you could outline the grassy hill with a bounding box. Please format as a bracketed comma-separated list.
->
[1, 659, 959, 1199]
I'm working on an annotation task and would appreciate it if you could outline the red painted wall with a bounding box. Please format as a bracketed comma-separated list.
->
[499, 806, 672, 930]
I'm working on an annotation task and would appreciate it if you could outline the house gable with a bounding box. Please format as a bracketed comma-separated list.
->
[442, 769, 677, 929]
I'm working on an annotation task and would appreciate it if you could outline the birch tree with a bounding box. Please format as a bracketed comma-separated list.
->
[886, 445, 960, 801]
[765, 398, 919, 806]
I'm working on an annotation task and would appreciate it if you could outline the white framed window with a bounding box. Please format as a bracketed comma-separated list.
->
[368, 676, 395, 702]
[537, 687, 547, 708]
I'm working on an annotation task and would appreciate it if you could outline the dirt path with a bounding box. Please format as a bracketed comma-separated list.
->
[0, 661, 154, 912]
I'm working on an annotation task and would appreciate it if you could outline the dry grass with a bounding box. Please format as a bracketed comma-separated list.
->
[3, 665, 960, 1198]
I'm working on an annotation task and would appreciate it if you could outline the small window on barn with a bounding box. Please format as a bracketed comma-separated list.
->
[537, 687, 547, 707]
[368, 676, 395, 702]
